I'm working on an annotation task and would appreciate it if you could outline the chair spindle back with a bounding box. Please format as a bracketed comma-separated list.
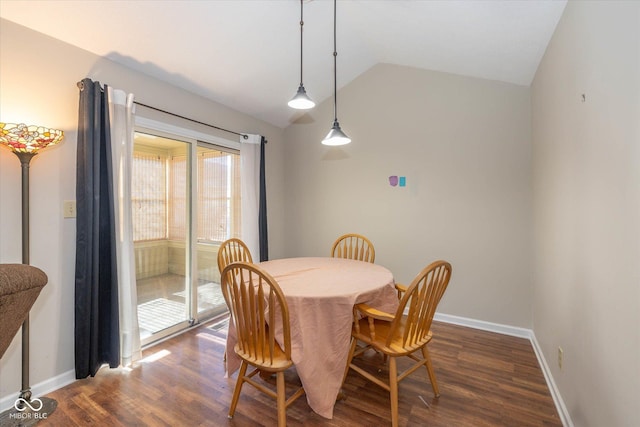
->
[390, 260, 452, 349]
[221, 262, 292, 366]
[331, 233, 375, 263]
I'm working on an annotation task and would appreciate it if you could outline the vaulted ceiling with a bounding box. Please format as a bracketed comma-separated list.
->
[0, 0, 567, 128]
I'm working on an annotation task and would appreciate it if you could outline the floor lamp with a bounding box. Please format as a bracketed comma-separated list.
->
[0, 123, 63, 424]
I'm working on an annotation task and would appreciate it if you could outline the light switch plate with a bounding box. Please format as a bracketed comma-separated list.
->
[63, 200, 76, 218]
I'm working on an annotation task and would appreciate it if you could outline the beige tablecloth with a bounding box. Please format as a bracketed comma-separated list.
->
[225, 257, 399, 419]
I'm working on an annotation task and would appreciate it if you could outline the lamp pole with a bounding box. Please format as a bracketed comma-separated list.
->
[16, 151, 37, 402]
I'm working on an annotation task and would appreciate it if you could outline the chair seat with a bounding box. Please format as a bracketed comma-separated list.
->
[234, 342, 293, 372]
[352, 316, 433, 356]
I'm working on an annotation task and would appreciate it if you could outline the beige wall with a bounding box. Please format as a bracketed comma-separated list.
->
[283, 63, 534, 328]
[531, 1, 640, 425]
[0, 19, 286, 405]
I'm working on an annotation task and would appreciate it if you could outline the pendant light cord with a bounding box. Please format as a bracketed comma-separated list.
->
[332, 0, 338, 122]
[299, 0, 304, 86]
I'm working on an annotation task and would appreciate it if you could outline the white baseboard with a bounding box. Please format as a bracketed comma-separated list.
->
[0, 369, 76, 413]
[434, 312, 533, 339]
[434, 312, 573, 427]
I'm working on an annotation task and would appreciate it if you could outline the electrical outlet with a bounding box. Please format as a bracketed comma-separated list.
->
[63, 200, 76, 218]
[558, 347, 563, 369]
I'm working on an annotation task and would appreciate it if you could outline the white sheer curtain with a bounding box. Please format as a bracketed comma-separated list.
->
[240, 134, 262, 260]
[107, 86, 141, 367]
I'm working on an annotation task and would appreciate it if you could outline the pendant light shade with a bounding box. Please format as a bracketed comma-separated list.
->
[289, 0, 315, 110]
[288, 84, 315, 110]
[322, 119, 351, 146]
[322, 0, 351, 146]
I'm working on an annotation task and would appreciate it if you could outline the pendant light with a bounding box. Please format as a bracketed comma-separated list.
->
[322, 0, 351, 146]
[288, 0, 315, 110]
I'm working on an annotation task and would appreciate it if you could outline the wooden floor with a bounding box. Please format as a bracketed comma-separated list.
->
[41, 319, 562, 426]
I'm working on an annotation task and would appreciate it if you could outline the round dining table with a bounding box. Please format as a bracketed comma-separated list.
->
[224, 256, 399, 419]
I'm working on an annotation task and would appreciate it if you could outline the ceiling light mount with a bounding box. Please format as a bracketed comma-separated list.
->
[322, 0, 350, 146]
[288, 0, 315, 110]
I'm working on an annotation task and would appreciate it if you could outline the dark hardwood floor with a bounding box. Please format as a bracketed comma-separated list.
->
[40, 318, 562, 426]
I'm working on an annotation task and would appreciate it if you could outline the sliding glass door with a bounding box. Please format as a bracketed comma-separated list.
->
[132, 128, 239, 344]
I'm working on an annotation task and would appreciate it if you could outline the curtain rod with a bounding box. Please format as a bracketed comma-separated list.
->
[133, 101, 249, 140]
[76, 80, 251, 140]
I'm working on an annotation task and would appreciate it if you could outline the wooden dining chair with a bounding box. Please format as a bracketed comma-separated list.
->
[331, 233, 375, 263]
[221, 261, 305, 427]
[217, 238, 253, 364]
[217, 238, 253, 274]
[343, 260, 452, 427]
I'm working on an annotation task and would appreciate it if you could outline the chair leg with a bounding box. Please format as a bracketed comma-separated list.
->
[422, 346, 440, 397]
[229, 361, 248, 418]
[276, 371, 286, 427]
[389, 357, 399, 427]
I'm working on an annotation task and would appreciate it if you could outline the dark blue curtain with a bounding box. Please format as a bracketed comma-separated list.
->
[259, 137, 269, 261]
[74, 78, 120, 378]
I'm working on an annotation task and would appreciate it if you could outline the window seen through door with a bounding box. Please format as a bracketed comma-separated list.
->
[132, 137, 241, 243]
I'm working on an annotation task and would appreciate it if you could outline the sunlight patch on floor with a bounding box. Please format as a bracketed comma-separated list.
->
[140, 349, 172, 363]
[196, 332, 227, 346]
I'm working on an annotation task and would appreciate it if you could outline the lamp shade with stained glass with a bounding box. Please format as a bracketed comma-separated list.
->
[0, 122, 64, 155]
